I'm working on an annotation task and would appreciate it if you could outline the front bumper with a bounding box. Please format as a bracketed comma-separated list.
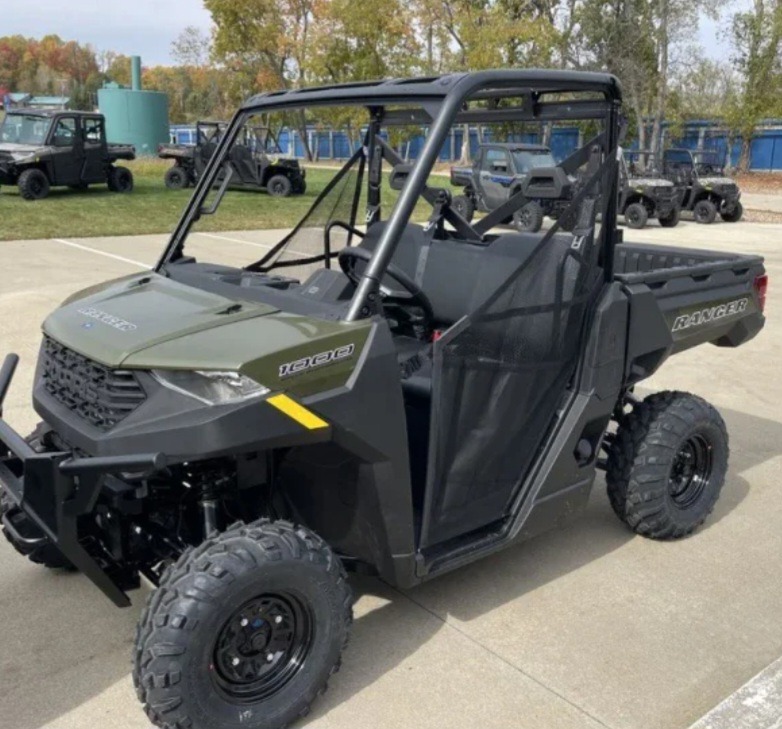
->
[0, 354, 163, 607]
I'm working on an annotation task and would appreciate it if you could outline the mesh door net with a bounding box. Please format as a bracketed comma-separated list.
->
[420, 204, 605, 548]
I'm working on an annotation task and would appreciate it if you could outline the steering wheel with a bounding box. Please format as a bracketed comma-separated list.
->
[338, 247, 434, 332]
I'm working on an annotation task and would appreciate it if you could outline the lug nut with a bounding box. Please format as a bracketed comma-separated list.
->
[232, 657, 240, 666]
[240, 618, 249, 627]
[274, 616, 283, 624]
[267, 653, 274, 662]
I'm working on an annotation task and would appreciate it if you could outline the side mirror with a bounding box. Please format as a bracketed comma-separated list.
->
[389, 163, 412, 191]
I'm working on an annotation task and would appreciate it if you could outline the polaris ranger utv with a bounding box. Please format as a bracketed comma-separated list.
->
[158, 120, 306, 196]
[663, 148, 743, 223]
[450, 142, 575, 232]
[619, 148, 680, 228]
[0, 71, 767, 729]
[0, 109, 135, 199]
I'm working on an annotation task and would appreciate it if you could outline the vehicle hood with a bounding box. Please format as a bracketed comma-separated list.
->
[43, 273, 279, 366]
[0, 143, 44, 156]
[42, 272, 370, 395]
[700, 176, 737, 186]
[629, 178, 674, 188]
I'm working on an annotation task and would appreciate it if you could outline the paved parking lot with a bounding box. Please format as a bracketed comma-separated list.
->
[0, 219, 780, 729]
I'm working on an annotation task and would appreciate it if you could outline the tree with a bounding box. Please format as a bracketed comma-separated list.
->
[726, 0, 782, 170]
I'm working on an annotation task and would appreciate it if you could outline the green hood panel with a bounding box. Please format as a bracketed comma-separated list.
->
[43, 273, 371, 396]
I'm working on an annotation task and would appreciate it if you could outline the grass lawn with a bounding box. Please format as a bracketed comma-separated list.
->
[0, 158, 454, 242]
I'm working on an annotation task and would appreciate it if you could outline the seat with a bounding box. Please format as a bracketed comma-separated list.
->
[358, 223, 580, 401]
[358, 222, 570, 327]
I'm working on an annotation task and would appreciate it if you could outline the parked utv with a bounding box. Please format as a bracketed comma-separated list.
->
[619, 149, 680, 228]
[663, 148, 743, 223]
[0, 71, 767, 729]
[450, 142, 576, 232]
[0, 109, 135, 199]
[158, 120, 306, 196]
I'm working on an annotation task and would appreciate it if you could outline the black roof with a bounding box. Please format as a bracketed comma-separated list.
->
[242, 69, 622, 111]
[484, 142, 551, 152]
[6, 107, 100, 118]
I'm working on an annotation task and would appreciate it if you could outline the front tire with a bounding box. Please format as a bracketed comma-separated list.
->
[606, 391, 729, 539]
[624, 202, 648, 229]
[134, 519, 352, 729]
[513, 201, 544, 232]
[18, 168, 50, 200]
[267, 174, 293, 197]
[451, 194, 475, 222]
[720, 201, 743, 222]
[693, 199, 717, 224]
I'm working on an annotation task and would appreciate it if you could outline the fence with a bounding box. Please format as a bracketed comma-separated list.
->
[169, 124, 583, 163]
[169, 120, 782, 171]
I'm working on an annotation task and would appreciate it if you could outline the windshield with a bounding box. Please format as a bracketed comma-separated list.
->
[0, 114, 51, 145]
[512, 150, 555, 173]
[623, 151, 662, 176]
[160, 89, 613, 321]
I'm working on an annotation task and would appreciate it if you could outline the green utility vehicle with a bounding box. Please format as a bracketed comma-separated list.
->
[158, 120, 306, 195]
[0, 109, 135, 199]
[0, 71, 767, 729]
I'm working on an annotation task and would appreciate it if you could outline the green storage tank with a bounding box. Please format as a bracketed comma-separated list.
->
[98, 56, 169, 156]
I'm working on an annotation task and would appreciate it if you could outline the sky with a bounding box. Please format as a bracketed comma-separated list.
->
[2, 0, 213, 66]
[1, 0, 739, 69]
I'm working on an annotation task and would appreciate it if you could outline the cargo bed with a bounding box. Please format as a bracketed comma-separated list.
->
[614, 242, 767, 384]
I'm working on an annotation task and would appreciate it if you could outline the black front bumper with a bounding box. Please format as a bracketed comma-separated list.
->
[0, 354, 164, 607]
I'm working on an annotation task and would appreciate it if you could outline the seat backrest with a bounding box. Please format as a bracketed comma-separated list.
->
[358, 223, 574, 326]
[229, 144, 258, 183]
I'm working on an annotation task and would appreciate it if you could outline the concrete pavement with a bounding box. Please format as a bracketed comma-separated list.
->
[0, 219, 780, 729]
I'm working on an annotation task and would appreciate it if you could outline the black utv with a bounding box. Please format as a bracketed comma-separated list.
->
[450, 142, 575, 232]
[0, 71, 767, 729]
[663, 148, 743, 223]
[158, 120, 306, 196]
[0, 109, 135, 199]
[619, 149, 680, 228]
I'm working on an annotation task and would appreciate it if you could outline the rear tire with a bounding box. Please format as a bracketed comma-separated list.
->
[658, 207, 680, 227]
[267, 174, 292, 197]
[134, 519, 352, 729]
[606, 391, 728, 539]
[513, 201, 544, 232]
[108, 166, 134, 193]
[18, 168, 50, 200]
[164, 165, 189, 190]
[693, 199, 717, 224]
[452, 194, 475, 222]
[624, 202, 648, 229]
[720, 201, 743, 223]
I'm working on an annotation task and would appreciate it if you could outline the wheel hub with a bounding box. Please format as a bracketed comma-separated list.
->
[212, 593, 313, 703]
[668, 434, 713, 508]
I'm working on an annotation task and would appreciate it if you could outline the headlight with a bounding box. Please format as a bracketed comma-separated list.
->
[152, 370, 269, 405]
[11, 152, 36, 162]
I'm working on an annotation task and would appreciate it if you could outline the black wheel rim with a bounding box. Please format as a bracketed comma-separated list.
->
[695, 205, 710, 222]
[271, 180, 286, 195]
[668, 434, 713, 508]
[627, 207, 641, 225]
[516, 208, 532, 228]
[211, 592, 314, 704]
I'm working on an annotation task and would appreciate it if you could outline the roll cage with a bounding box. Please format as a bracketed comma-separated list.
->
[156, 70, 623, 320]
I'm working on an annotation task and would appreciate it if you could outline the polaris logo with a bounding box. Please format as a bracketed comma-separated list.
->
[279, 344, 355, 379]
[671, 298, 748, 333]
[78, 307, 137, 332]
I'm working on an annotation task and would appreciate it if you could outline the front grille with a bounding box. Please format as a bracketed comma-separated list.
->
[40, 336, 146, 430]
